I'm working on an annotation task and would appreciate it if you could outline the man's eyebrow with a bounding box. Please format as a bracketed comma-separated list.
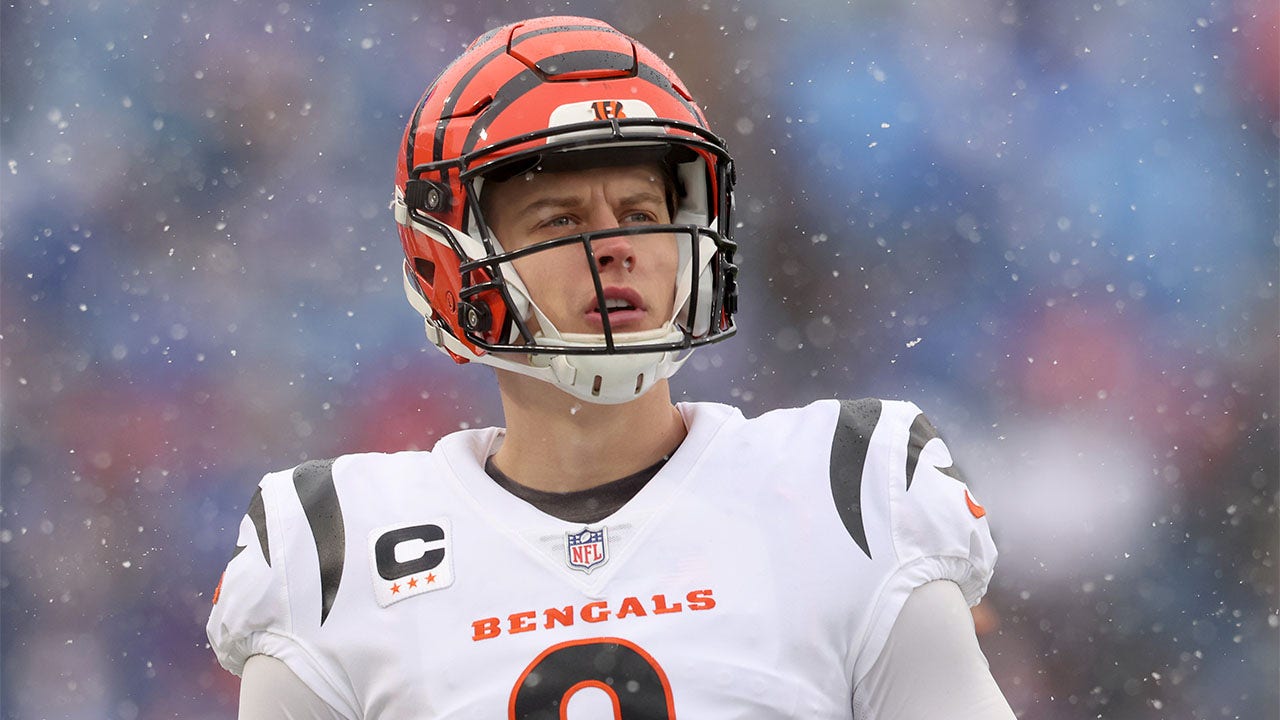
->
[616, 189, 668, 207]
[515, 195, 583, 218]
[514, 189, 667, 219]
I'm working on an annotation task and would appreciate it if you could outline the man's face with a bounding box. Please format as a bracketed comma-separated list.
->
[482, 161, 679, 338]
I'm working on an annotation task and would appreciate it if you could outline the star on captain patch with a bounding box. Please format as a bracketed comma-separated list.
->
[565, 526, 608, 573]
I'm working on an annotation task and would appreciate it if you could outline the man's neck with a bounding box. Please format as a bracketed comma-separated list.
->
[492, 371, 687, 493]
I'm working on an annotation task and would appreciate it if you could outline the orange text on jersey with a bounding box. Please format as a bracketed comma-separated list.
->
[471, 589, 716, 642]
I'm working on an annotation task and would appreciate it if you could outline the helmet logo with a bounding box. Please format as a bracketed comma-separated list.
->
[549, 99, 656, 130]
[590, 100, 627, 120]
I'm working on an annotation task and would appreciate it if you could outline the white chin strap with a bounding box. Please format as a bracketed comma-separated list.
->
[530, 329, 690, 404]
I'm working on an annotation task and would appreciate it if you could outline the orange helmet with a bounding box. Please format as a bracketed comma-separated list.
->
[393, 16, 738, 403]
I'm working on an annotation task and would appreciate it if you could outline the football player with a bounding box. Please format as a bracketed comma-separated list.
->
[208, 16, 1016, 719]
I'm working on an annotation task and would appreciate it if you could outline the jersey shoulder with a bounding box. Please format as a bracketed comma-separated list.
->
[205, 449, 441, 670]
[824, 397, 995, 579]
[820, 398, 999, 685]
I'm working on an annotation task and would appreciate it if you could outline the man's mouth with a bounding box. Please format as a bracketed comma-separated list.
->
[598, 298, 637, 313]
[584, 288, 647, 329]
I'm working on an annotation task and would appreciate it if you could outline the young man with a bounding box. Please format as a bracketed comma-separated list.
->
[207, 16, 1016, 719]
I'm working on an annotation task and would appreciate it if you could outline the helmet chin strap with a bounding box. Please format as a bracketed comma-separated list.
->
[538, 331, 689, 405]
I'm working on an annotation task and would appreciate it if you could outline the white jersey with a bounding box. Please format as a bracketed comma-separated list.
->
[207, 399, 997, 719]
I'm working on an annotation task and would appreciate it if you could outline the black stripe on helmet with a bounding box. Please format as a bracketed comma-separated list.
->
[404, 91, 432, 178]
[525, 47, 636, 79]
[428, 24, 616, 166]
[459, 55, 704, 158]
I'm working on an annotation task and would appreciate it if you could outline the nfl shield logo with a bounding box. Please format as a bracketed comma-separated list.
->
[565, 526, 608, 573]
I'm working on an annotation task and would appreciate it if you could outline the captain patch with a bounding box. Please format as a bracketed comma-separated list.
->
[368, 519, 454, 608]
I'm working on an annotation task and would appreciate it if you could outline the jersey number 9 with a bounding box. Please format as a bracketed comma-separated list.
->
[509, 637, 675, 719]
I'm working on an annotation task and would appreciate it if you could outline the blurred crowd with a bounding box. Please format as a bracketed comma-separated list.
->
[2, 1, 1276, 718]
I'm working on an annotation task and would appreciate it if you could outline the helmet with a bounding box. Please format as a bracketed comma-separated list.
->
[392, 16, 738, 404]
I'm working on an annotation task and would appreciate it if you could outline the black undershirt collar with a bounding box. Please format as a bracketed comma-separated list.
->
[484, 455, 668, 524]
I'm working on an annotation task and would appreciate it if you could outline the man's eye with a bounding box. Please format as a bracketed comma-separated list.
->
[541, 216, 574, 230]
[623, 211, 657, 224]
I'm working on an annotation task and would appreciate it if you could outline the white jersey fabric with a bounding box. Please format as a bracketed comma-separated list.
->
[234, 580, 1015, 720]
[207, 399, 998, 718]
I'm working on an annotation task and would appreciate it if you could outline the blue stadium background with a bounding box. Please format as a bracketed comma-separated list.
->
[2, 1, 1276, 717]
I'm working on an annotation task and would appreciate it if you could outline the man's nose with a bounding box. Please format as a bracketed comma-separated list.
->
[592, 232, 637, 272]
[586, 207, 636, 272]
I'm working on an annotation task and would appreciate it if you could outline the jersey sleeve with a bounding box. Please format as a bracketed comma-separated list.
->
[849, 398, 999, 685]
[239, 654, 349, 720]
[205, 463, 359, 718]
[854, 581, 1014, 720]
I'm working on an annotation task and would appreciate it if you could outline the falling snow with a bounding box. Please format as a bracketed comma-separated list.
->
[0, 2, 1276, 719]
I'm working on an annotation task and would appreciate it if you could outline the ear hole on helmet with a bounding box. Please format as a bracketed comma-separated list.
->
[592, 375, 603, 396]
[414, 258, 437, 286]
[634, 373, 644, 394]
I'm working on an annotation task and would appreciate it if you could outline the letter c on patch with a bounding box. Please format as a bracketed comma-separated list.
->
[374, 524, 446, 580]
